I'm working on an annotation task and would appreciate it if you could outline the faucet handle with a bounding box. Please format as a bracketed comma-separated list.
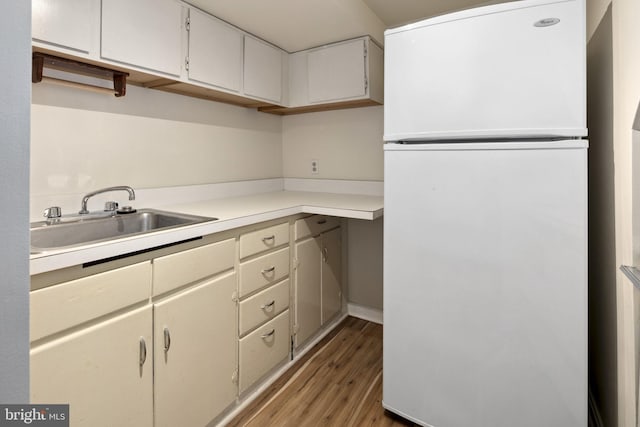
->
[104, 201, 119, 212]
[43, 206, 62, 219]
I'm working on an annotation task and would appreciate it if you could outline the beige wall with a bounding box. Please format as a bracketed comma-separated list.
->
[587, 0, 640, 424]
[282, 106, 385, 311]
[31, 83, 283, 199]
[586, 1, 616, 425]
[31, 84, 386, 314]
[282, 106, 383, 180]
[613, 0, 640, 425]
[347, 217, 383, 310]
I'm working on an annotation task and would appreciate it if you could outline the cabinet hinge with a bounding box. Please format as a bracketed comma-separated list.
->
[363, 42, 368, 94]
[231, 369, 238, 384]
[185, 16, 191, 31]
[185, 57, 190, 71]
[293, 257, 299, 270]
[231, 291, 239, 303]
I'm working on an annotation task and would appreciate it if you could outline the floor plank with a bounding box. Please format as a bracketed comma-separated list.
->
[227, 317, 418, 427]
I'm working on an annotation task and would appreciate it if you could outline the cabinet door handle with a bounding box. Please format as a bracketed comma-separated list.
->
[262, 266, 276, 274]
[261, 300, 276, 310]
[317, 219, 327, 225]
[139, 337, 147, 367]
[262, 235, 275, 243]
[322, 247, 328, 263]
[261, 329, 275, 339]
[163, 327, 171, 353]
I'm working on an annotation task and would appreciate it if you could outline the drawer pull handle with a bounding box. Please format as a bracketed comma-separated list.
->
[139, 337, 147, 367]
[261, 300, 276, 310]
[262, 266, 276, 274]
[317, 219, 327, 225]
[262, 235, 275, 243]
[261, 329, 275, 339]
[163, 327, 171, 353]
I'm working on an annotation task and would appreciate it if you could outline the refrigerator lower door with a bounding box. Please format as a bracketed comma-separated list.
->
[382, 141, 587, 427]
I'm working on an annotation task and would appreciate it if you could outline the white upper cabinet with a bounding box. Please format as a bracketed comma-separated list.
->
[101, 0, 183, 76]
[288, 36, 384, 109]
[308, 39, 366, 103]
[32, 0, 98, 54]
[187, 7, 243, 93]
[243, 36, 284, 104]
[32, 2, 381, 112]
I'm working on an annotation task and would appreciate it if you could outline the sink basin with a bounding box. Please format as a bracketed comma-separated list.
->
[31, 209, 216, 253]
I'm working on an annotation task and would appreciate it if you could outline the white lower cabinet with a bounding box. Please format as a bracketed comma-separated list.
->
[31, 306, 154, 427]
[293, 216, 343, 348]
[321, 227, 342, 324]
[294, 236, 322, 347]
[30, 262, 153, 427]
[239, 310, 290, 393]
[239, 278, 290, 336]
[153, 272, 237, 427]
[30, 217, 345, 425]
[237, 222, 291, 394]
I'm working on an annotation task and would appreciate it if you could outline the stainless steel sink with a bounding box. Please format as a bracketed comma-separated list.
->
[31, 209, 216, 253]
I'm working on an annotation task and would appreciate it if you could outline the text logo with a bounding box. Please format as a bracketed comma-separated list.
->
[0, 405, 68, 427]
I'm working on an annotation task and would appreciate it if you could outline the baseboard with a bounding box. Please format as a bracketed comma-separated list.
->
[348, 303, 383, 324]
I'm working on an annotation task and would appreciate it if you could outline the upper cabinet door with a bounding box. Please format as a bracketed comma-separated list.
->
[307, 39, 366, 103]
[188, 8, 243, 93]
[32, 0, 97, 54]
[101, 0, 183, 76]
[244, 36, 283, 104]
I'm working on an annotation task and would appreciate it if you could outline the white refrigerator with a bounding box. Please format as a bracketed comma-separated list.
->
[382, 1, 588, 426]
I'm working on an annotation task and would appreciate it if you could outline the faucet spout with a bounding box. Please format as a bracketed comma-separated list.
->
[79, 186, 136, 215]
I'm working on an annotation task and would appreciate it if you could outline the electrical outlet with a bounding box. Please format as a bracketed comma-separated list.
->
[311, 159, 319, 174]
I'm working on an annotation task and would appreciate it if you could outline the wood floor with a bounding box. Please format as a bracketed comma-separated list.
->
[227, 316, 418, 427]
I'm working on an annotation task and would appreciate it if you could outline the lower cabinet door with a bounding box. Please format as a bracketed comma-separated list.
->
[239, 310, 290, 393]
[30, 306, 153, 427]
[321, 227, 342, 324]
[294, 237, 321, 347]
[153, 273, 237, 427]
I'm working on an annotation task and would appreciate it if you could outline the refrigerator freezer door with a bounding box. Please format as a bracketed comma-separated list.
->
[384, 0, 586, 141]
[382, 141, 587, 427]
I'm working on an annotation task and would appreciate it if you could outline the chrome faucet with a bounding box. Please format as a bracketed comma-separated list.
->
[79, 186, 136, 215]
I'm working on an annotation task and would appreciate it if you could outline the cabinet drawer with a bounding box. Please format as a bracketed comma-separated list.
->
[294, 215, 341, 240]
[239, 222, 289, 259]
[31, 261, 151, 342]
[239, 310, 290, 393]
[239, 247, 289, 298]
[153, 238, 235, 296]
[239, 278, 290, 336]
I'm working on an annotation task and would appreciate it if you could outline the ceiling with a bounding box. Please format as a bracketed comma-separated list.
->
[185, 0, 511, 52]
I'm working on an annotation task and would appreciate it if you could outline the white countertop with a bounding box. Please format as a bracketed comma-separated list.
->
[30, 190, 384, 275]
